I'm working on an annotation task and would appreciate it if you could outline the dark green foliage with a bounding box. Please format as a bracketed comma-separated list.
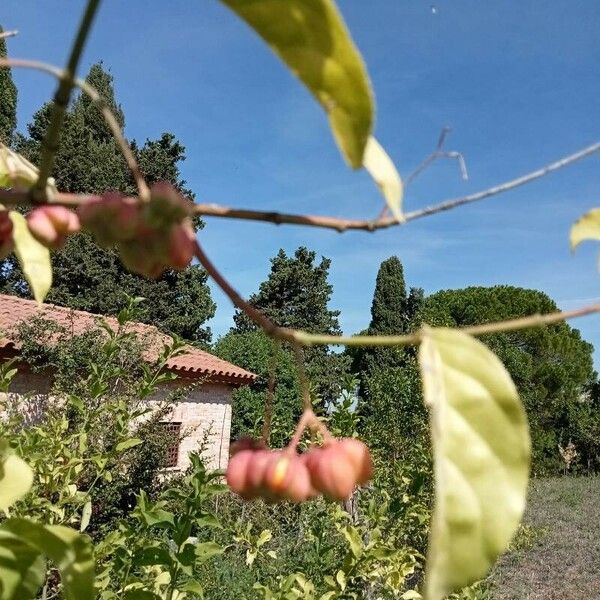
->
[1, 63, 215, 343]
[369, 256, 409, 335]
[215, 330, 301, 447]
[419, 285, 598, 474]
[231, 247, 350, 404]
[0, 27, 17, 145]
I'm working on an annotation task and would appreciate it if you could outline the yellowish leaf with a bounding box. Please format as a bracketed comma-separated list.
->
[219, 0, 374, 168]
[570, 208, 600, 259]
[0, 144, 56, 194]
[418, 327, 530, 600]
[9, 211, 52, 303]
[363, 136, 404, 221]
[0, 454, 34, 512]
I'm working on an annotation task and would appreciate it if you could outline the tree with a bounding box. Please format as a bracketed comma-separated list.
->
[215, 330, 301, 447]
[232, 247, 349, 403]
[419, 285, 598, 473]
[351, 257, 426, 466]
[0, 26, 17, 145]
[1, 63, 215, 344]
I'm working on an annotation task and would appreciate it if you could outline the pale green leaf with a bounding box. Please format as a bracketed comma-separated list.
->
[0, 520, 94, 600]
[8, 211, 52, 303]
[418, 327, 530, 600]
[0, 530, 46, 600]
[341, 525, 362, 558]
[0, 454, 34, 512]
[363, 136, 404, 221]
[115, 438, 143, 452]
[401, 591, 422, 600]
[570, 208, 600, 266]
[195, 541, 224, 563]
[0, 145, 57, 195]
[256, 529, 272, 547]
[80, 500, 92, 532]
[335, 570, 346, 591]
[219, 0, 374, 168]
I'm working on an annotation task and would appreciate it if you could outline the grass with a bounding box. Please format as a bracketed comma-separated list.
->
[484, 476, 600, 599]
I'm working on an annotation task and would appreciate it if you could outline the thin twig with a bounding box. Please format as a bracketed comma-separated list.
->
[32, 0, 102, 199]
[292, 345, 313, 412]
[377, 127, 467, 219]
[0, 58, 149, 200]
[261, 339, 280, 445]
[0, 30, 18, 40]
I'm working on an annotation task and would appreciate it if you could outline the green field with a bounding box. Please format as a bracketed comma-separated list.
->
[484, 477, 600, 599]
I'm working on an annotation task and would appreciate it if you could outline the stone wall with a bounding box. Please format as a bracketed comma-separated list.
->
[146, 380, 233, 470]
[1, 368, 233, 471]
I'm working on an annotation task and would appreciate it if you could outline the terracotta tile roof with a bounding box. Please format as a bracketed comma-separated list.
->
[0, 294, 255, 385]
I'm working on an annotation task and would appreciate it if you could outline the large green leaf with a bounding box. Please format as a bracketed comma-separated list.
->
[1, 520, 94, 600]
[418, 327, 530, 600]
[219, 0, 374, 168]
[8, 211, 52, 303]
[0, 530, 46, 600]
[0, 453, 34, 512]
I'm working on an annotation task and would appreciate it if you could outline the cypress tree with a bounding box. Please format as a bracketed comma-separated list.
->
[0, 26, 17, 145]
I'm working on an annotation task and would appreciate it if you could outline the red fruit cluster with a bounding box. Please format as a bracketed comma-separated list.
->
[0, 210, 14, 259]
[78, 182, 196, 279]
[226, 438, 373, 503]
[26, 206, 80, 249]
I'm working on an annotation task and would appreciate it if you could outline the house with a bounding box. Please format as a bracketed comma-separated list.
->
[0, 293, 255, 470]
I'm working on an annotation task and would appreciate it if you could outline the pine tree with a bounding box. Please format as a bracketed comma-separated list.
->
[0, 26, 17, 145]
[230, 247, 349, 404]
[1, 63, 215, 344]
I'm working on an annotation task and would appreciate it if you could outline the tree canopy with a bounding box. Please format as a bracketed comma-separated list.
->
[0, 26, 17, 145]
[419, 285, 598, 473]
[231, 246, 349, 404]
[0, 63, 215, 344]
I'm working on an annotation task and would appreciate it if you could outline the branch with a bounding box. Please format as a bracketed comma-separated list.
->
[31, 0, 102, 199]
[0, 30, 18, 40]
[192, 139, 600, 232]
[0, 58, 149, 200]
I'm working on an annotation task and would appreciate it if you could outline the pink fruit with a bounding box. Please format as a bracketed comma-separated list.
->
[27, 206, 80, 249]
[0, 211, 13, 259]
[167, 221, 196, 271]
[338, 438, 373, 485]
[226, 450, 254, 496]
[305, 444, 357, 500]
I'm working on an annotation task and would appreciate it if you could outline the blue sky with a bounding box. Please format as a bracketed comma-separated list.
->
[2, 1, 600, 363]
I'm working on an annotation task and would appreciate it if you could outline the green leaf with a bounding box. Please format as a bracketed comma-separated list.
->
[363, 136, 404, 221]
[0, 530, 46, 600]
[80, 501, 92, 532]
[115, 438, 143, 452]
[195, 541, 224, 563]
[219, 0, 374, 168]
[341, 525, 362, 559]
[180, 580, 204, 597]
[256, 529, 272, 547]
[401, 591, 422, 600]
[8, 211, 52, 303]
[418, 327, 531, 600]
[570, 208, 600, 265]
[0, 520, 94, 600]
[0, 453, 34, 512]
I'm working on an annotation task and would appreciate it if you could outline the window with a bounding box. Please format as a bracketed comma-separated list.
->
[159, 422, 181, 468]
